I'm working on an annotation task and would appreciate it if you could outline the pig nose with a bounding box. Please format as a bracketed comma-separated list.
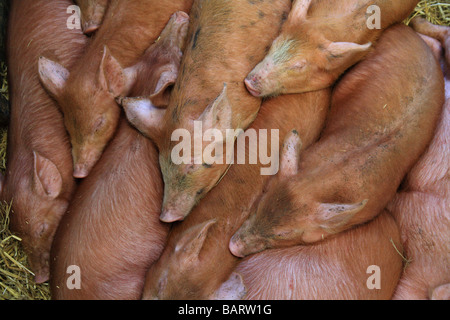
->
[160, 208, 186, 223]
[83, 22, 100, 35]
[34, 270, 50, 284]
[173, 11, 189, 23]
[229, 235, 246, 258]
[73, 163, 90, 179]
[244, 77, 262, 97]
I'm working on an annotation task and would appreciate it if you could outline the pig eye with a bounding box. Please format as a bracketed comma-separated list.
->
[93, 117, 106, 133]
[290, 60, 306, 70]
[275, 230, 292, 239]
[35, 223, 49, 238]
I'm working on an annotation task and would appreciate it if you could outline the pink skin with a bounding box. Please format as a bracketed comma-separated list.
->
[389, 19, 450, 300]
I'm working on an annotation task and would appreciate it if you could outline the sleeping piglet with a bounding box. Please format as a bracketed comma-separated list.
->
[230, 24, 445, 258]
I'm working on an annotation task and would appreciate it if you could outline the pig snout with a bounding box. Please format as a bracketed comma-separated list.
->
[160, 208, 187, 223]
[172, 10, 189, 24]
[82, 21, 100, 35]
[29, 251, 50, 284]
[72, 147, 102, 179]
[229, 235, 248, 258]
[160, 199, 193, 223]
[244, 76, 263, 97]
[160, 187, 200, 223]
[229, 220, 267, 258]
[245, 58, 276, 97]
[229, 233, 267, 258]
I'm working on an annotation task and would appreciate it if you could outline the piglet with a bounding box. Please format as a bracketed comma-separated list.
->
[0, 0, 87, 284]
[74, 0, 109, 34]
[230, 24, 445, 258]
[388, 18, 450, 300]
[245, 0, 419, 97]
[121, 0, 292, 223]
[50, 12, 189, 300]
[38, 0, 193, 179]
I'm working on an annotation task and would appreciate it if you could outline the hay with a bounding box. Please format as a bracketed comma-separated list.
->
[0, 0, 448, 301]
[406, 0, 450, 26]
[0, 127, 51, 300]
[0, 200, 51, 300]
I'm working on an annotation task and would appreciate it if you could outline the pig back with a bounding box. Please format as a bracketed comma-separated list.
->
[6, 0, 87, 183]
[50, 118, 167, 300]
[236, 210, 403, 300]
[329, 24, 444, 141]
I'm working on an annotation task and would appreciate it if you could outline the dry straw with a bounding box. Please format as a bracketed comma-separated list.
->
[406, 0, 450, 26]
[0, 1, 449, 301]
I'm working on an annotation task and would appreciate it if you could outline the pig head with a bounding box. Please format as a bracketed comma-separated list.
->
[143, 219, 246, 300]
[230, 131, 368, 257]
[122, 83, 239, 223]
[245, 0, 372, 97]
[38, 12, 189, 179]
[245, 28, 371, 97]
[1, 151, 74, 284]
[38, 47, 133, 179]
[245, 0, 419, 97]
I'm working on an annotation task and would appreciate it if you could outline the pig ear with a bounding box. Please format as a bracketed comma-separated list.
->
[324, 41, 372, 70]
[32, 151, 63, 199]
[280, 130, 303, 177]
[98, 46, 134, 97]
[148, 67, 178, 108]
[120, 96, 166, 140]
[38, 56, 69, 98]
[198, 84, 234, 140]
[213, 272, 247, 300]
[290, 0, 312, 20]
[175, 219, 217, 263]
[149, 12, 190, 107]
[316, 199, 369, 233]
